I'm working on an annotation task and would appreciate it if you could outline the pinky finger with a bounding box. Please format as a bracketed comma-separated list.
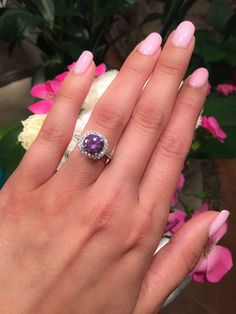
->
[134, 211, 225, 314]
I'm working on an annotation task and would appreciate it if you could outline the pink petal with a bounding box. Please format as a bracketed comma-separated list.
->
[165, 210, 187, 233]
[96, 63, 106, 76]
[192, 272, 207, 283]
[206, 245, 233, 283]
[31, 81, 52, 99]
[201, 116, 227, 143]
[192, 256, 208, 273]
[48, 80, 61, 95]
[55, 71, 69, 82]
[216, 83, 236, 96]
[191, 256, 208, 283]
[28, 100, 53, 114]
[211, 222, 228, 245]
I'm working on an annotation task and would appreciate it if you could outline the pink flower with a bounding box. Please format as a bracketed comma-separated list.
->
[172, 173, 185, 206]
[216, 83, 236, 96]
[95, 63, 106, 76]
[201, 116, 227, 143]
[28, 80, 61, 114]
[165, 209, 187, 233]
[29, 63, 107, 114]
[191, 220, 233, 283]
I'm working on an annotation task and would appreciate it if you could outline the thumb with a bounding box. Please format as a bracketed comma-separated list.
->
[134, 210, 229, 314]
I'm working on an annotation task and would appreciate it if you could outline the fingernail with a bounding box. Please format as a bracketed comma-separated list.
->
[208, 210, 230, 238]
[138, 32, 162, 56]
[172, 21, 195, 48]
[188, 67, 209, 87]
[73, 51, 93, 74]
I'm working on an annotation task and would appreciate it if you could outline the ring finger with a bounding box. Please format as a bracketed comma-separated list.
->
[57, 33, 162, 187]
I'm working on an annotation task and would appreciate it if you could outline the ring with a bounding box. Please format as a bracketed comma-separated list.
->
[75, 131, 112, 160]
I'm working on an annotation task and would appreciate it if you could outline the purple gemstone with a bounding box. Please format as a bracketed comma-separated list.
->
[82, 133, 104, 155]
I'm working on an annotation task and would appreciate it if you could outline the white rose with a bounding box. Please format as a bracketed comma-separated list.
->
[18, 114, 46, 150]
[83, 70, 118, 110]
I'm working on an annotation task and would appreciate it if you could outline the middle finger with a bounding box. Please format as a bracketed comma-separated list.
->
[108, 21, 195, 182]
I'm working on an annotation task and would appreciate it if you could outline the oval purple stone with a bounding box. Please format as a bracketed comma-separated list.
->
[82, 133, 104, 155]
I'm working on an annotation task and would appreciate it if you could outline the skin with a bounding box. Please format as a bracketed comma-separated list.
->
[0, 31, 218, 314]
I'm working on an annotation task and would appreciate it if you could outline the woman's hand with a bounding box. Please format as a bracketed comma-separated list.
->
[0, 21, 219, 314]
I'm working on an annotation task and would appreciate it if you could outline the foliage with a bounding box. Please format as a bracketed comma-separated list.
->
[0, 0, 136, 79]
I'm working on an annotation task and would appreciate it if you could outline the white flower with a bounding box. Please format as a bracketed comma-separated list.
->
[18, 114, 47, 150]
[83, 70, 118, 110]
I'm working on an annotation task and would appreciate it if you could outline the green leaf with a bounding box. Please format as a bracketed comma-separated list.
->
[191, 94, 236, 158]
[0, 125, 25, 181]
[60, 41, 85, 60]
[195, 30, 226, 63]
[203, 94, 236, 126]
[223, 12, 236, 39]
[0, 9, 42, 44]
[3, 143, 25, 181]
[208, 0, 232, 32]
[34, 0, 55, 29]
[223, 37, 236, 66]
[0, 124, 19, 141]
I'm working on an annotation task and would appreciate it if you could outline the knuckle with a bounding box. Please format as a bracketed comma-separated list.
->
[86, 185, 125, 233]
[87, 200, 114, 234]
[93, 105, 125, 130]
[56, 90, 75, 106]
[125, 59, 146, 78]
[39, 124, 67, 144]
[158, 132, 188, 160]
[157, 61, 181, 77]
[126, 209, 154, 250]
[133, 100, 165, 132]
[180, 99, 199, 113]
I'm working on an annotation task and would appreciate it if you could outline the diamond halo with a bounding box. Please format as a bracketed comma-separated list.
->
[76, 130, 110, 160]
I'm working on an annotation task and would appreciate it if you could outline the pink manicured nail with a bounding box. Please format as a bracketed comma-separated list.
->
[189, 67, 209, 87]
[172, 21, 195, 48]
[208, 210, 230, 238]
[73, 51, 93, 74]
[138, 32, 162, 56]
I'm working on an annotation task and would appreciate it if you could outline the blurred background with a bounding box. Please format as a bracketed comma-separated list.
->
[0, 0, 236, 313]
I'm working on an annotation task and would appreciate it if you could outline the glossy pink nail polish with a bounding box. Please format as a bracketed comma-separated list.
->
[138, 32, 162, 56]
[172, 21, 195, 48]
[208, 210, 230, 238]
[73, 51, 93, 74]
[188, 67, 209, 87]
